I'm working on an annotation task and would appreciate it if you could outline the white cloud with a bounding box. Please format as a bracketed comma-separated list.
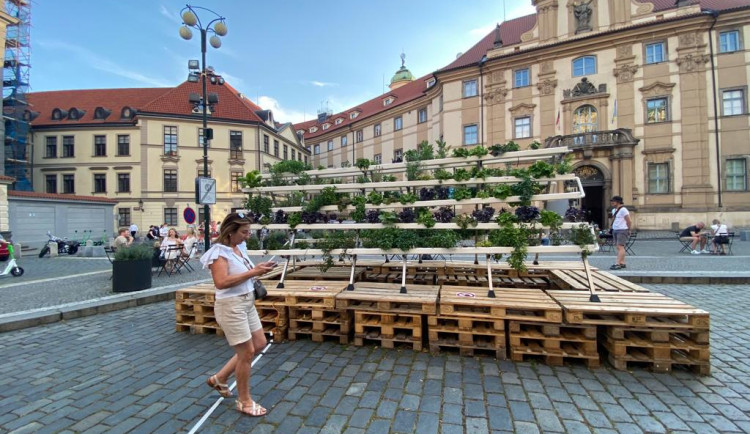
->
[160, 5, 182, 25]
[309, 80, 338, 88]
[469, 23, 497, 38]
[257, 96, 308, 124]
[39, 40, 172, 87]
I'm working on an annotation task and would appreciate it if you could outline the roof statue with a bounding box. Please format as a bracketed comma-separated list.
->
[390, 52, 415, 90]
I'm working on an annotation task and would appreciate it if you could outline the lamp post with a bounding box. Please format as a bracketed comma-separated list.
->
[179, 4, 227, 252]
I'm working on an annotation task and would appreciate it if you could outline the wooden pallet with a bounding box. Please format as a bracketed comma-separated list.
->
[508, 321, 599, 367]
[354, 332, 423, 351]
[603, 326, 710, 375]
[548, 269, 649, 292]
[175, 284, 216, 304]
[259, 280, 347, 309]
[258, 305, 288, 342]
[548, 291, 710, 329]
[175, 321, 224, 336]
[336, 282, 439, 314]
[427, 315, 506, 359]
[285, 266, 367, 281]
[288, 306, 351, 344]
[439, 287, 562, 322]
[353, 310, 423, 351]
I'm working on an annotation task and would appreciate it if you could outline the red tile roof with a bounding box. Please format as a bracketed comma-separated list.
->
[654, 0, 750, 11]
[294, 75, 432, 140]
[140, 76, 265, 123]
[0, 175, 15, 183]
[27, 88, 169, 127]
[8, 190, 118, 203]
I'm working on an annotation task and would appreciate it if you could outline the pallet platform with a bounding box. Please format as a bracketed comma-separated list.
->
[548, 269, 648, 292]
[548, 291, 710, 329]
[263, 280, 347, 309]
[285, 266, 366, 281]
[508, 320, 599, 368]
[336, 282, 439, 314]
[439, 287, 562, 322]
[427, 315, 506, 359]
[288, 306, 351, 344]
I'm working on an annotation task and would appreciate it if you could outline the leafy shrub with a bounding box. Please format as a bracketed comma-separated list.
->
[114, 243, 154, 261]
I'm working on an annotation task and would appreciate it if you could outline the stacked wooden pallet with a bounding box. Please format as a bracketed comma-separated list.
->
[548, 291, 710, 374]
[256, 280, 289, 342]
[175, 284, 223, 336]
[338, 282, 439, 350]
[277, 280, 349, 344]
[508, 321, 599, 367]
[428, 315, 505, 358]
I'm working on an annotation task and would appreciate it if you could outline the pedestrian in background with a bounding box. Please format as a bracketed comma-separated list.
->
[200, 212, 276, 417]
[129, 222, 138, 239]
[609, 195, 631, 270]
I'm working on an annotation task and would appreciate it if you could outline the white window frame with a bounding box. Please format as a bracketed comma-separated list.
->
[463, 79, 478, 98]
[314, 144, 320, 155]
[463, 124, 479, 145]
[514, 116, 531, 139]
[394, 116, 403, 131]
[722, 89, 746, 116]
[418, 108, 428, 124]
[726, 158, 747, 191]
[514, 68, 530, 88]
[572, 56, 596, 77]
[720, 30, 741, 53]
[327, 140, 334, 151]
[648, 162, 670, 194]
[645, 41, 666, 64]
[646, 97, 669, 123]
[374, 154, 382, 165]
[374, 124, 381, 137]
[341, 135, 348, 147]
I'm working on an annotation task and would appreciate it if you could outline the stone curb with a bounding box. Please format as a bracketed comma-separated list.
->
[0, 278, 211, 333]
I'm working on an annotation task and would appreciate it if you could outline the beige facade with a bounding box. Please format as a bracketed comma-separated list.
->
[30, 93, 308, 232]
[301, 1, 750, 230]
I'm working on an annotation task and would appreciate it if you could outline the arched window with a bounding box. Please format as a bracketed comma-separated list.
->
[572, 56, 596, 77]
[573, 105, 598, 134]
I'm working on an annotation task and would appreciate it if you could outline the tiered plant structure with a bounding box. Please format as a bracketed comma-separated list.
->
[240, 141, 600, 301]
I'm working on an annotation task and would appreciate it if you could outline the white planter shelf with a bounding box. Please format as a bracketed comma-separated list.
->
[258, 147, 570, 180]
[247, 244, 599, 257]
[255, 222, 592, 231]
[248, 173, 582, 195]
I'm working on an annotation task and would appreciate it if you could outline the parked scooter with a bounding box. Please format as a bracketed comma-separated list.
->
[38, 231, 80, 257]
[0, 242, 23, 277]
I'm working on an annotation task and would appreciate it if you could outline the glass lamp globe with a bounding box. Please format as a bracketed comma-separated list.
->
[179, 26, 193, 40]
[209, 35, 222, 48]
[182, 10, 197, 26]
[214, 21, 228, 36]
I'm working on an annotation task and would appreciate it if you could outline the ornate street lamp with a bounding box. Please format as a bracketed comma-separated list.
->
[179, 5, 227, 251]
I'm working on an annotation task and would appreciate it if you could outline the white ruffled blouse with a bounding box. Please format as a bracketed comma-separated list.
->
[200, 244, 256, 300]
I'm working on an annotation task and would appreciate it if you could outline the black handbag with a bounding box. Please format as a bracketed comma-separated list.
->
[253, 279, 268, 300]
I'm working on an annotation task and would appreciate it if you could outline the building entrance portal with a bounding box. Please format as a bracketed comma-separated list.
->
[574, 165, 606, 229]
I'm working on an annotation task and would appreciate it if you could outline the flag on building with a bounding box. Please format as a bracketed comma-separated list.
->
[611, 99, 618, 125]
[555, 108, 560, 130]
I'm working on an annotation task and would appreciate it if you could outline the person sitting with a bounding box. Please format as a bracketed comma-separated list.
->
[680, 222, 708, 254]
[182, 227, 198, 258]
[113, 227, 133, 249]
[710, 219, 730, 255]
[160, 228, 183, 271]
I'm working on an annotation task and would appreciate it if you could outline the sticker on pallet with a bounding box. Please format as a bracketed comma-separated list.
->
[336, 282, 439, 314]
[439, 287, 562, 323]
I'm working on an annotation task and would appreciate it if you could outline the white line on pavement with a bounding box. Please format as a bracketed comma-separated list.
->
[0, 270, 110, 289]
[188, 341, 273, 434]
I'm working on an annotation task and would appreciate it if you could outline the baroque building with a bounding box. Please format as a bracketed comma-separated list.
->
[26, 75, 308, 231]
[295, 0, 750, 230]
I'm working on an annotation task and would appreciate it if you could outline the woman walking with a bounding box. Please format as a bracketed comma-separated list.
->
[200, 212, 276, 417]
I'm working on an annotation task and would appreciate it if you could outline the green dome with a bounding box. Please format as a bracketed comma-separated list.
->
[390, 66, 414, 84]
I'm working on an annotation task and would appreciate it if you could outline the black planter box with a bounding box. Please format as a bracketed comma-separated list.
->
[112, 259, 152, 292]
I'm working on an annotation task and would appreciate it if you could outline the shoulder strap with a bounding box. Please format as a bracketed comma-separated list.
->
[611, 206, 621, 229]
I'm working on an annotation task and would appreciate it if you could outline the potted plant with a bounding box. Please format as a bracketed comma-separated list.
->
[112, 243, 154, 293]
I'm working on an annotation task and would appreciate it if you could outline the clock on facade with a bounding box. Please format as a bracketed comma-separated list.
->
[195, 177, 217, 205]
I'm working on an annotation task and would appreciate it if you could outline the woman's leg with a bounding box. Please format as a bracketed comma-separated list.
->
[234, 340, 255, 404]
[214, 354, 238, 384]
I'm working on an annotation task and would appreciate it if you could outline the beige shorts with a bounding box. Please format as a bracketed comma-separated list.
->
[214, 293, 262, 347]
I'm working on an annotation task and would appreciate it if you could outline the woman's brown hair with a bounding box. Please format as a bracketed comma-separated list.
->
[216, 212, 251, 246]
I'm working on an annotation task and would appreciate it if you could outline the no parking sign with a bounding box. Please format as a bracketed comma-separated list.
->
[184, 207, 196, 224]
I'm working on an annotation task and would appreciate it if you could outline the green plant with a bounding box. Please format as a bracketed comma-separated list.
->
[317, 231, 357, 271]
[246, 195, 273, 220]
[435, 139, 450, 158]
[491, 184, 512, 200]
[434, 168, 453, 182]
[379, 211, 399, 225]
[555, 155, 573, 174]
[406, 161, 422, 181]
[452, 187, 473, 201]
[238, 170, 263, 190]
[568, 224, 596, 258]
[422, 230, 460, 248]
[287, 212, 302, 228]
[453, 168, 472, 182]
[454, 214, 478, 230]
[468, 145, 488, 158]
[271, 160, 310, 174]
[528, 161, 556, 179]
[475, 240, 493, 248]
[416, 208, 436, 228]
[361, 228, 418, 251]
[510, 177, 541, 206]
[452, 148, 470, 158]
[303, 186, 339, 213]
[367, 191, 383, 205]
[356, 158, 371, 171]
[540, 209, 563, 234]
[114, 243, 153, 261]
[529, 141, 541, 150]
[476, 190, 491, 199]
[245, 236, 261, 250]
[398, 193, 417, 205]
[382, 175, 397, 182]
[265, 231, 288, 250]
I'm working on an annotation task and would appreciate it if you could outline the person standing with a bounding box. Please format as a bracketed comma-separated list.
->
[159, 223, 169, 240]
[609, 196, 631, 270]
[113, 228, 133, 249]
[129, 222, 138, 240]
[200, 212, 276, 417]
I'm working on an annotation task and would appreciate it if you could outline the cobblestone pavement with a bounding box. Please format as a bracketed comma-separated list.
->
[1, 283, 748, 433]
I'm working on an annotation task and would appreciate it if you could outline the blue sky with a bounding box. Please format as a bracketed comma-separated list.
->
[31, 1, 536, 123]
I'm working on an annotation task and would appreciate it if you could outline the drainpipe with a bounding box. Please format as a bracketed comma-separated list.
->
[478, 55, 487, 150]
[706, 9, 722, 208]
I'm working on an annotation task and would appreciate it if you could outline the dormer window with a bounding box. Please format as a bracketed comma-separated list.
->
[51, 108, 68, 120]
[349, 111, 360, 119]
[68, 108, 81, 120]
[93, 107, 111, 120]
[121, 106, 135, 119]
[310, 126, 318, 133]
[297, 129, 305, 136]
[322, 123, 330, 130]
[335, 118, 343, 125]
[426, 78, 436, 88]
[383, 97, 395, 106]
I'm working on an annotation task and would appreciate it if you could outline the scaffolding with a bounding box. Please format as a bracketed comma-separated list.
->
[3, 0, 31, 190]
